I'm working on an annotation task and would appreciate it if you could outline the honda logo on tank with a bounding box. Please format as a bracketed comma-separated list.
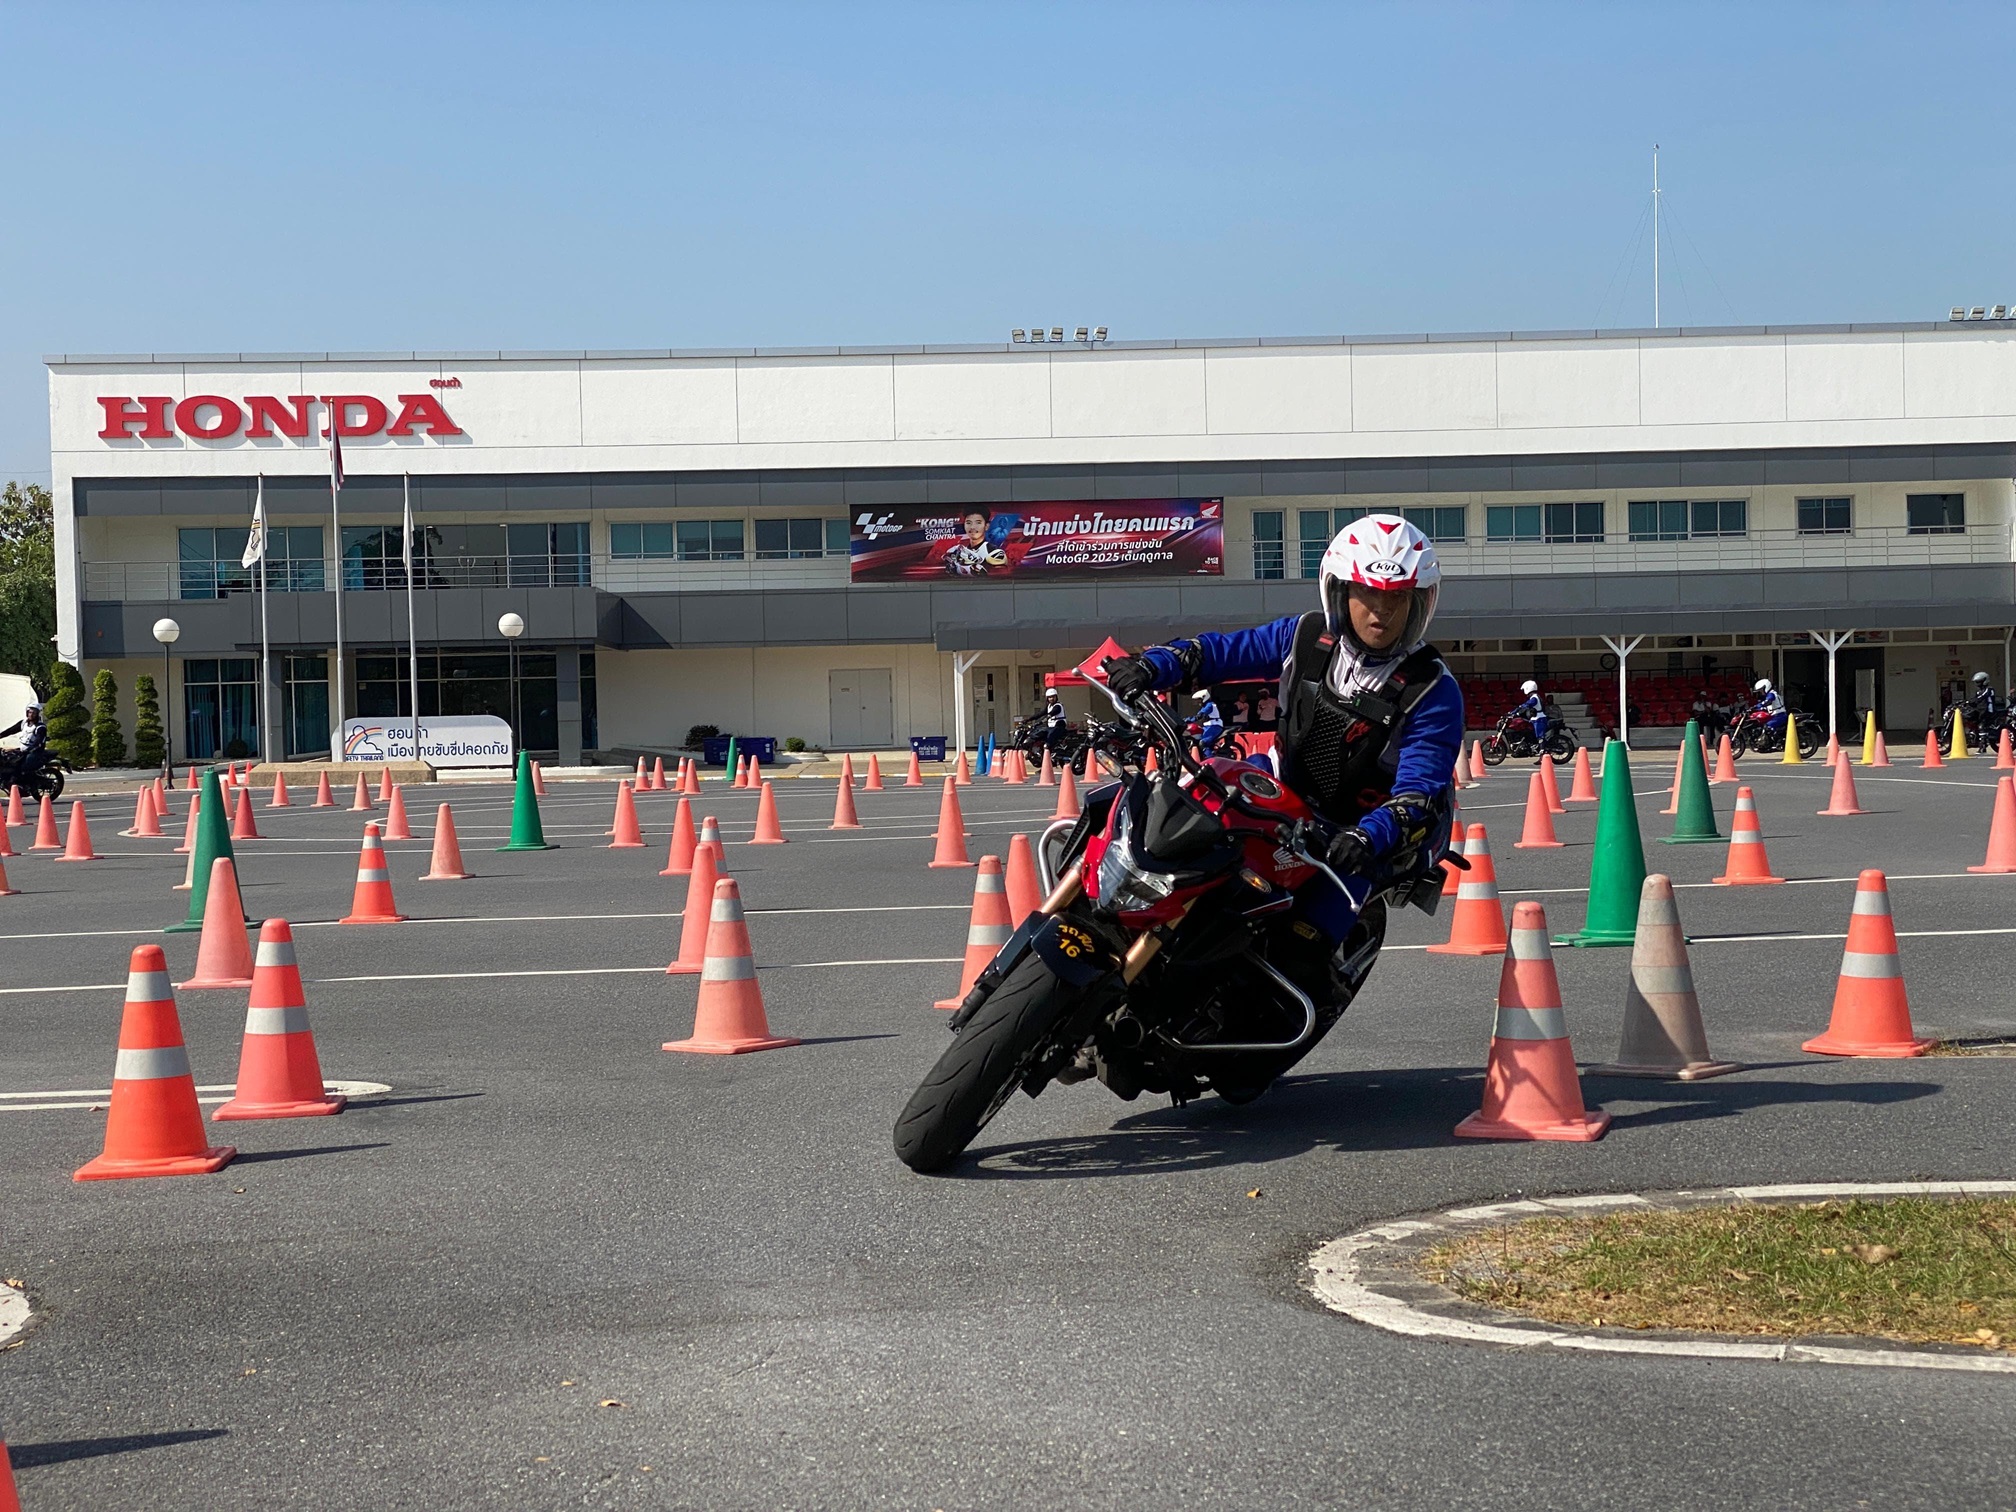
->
[95, 393, 463, 442]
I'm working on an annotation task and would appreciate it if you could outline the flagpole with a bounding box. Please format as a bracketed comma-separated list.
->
[255, 474, 271, 763]
[404, 473, 419, 763]
[330, 415, 346, 760]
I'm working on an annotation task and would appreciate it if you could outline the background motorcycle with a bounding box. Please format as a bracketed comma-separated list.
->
[1728, 706, 1823, 759]
[1479, 707, 1577, 764]
[892, 678, 1452, 1173]
[0, 750, 69, 803]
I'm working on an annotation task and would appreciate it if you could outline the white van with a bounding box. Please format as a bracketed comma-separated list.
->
[0, 672, 37, 744]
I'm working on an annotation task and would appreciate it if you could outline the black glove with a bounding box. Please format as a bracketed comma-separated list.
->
[1102, 655, 1157, 701]
[1325, 826, 1376, 878]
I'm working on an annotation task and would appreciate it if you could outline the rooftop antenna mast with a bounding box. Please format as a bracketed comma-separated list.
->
[1652, 144, 1662, 328]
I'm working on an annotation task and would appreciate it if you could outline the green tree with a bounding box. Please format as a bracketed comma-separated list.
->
[42, 660, 90, 766]
[90, 668, 126, 767]
[133, 673, 166, 768]
[0, 482, 56, 687]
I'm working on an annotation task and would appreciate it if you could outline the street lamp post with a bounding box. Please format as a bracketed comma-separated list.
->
[498, 613, 525, 758]
[152, 617, 180, 782]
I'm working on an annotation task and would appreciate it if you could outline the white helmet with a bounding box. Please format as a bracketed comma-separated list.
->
[1754, 678, 1773, 695]
[1975, 671, 1991, 684]
[1318, 514, 1441, 647]
[1520, 680, 1538, 696]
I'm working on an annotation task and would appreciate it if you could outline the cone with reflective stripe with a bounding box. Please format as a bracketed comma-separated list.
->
[340, 822, 406, 923]
[181, 858, 256, 988]
[733, 754, 749, 788]
[1818, 752, 1866, 816]
[230, 783, 262, 841]
[532, 760, 548, 797]
[1922, 730, 1945, 768]
[382, 784, 415, 841]
[1950, 706, 1970, 760]
[212, 920, 345, 1120]
[1711, 734, 1738, 784]
[699, 814, 722, 852]
[5, 784, 21, 826]
[660, 797, 698, 876]
[1566, 746, 1598, 802]
[350, 772, 373, 811]
[1968, 776, 2016, 873]
[663, 878, 798, 1054]
[1561, 739, 1647, 946]
[312, 770, 335, 808]
[420, 804, 470, 880]
[55, 800, 99, 861]
[1441, 821, 1467, 896]
[74, 944, 235, 1180]
[666, 840, 723, 975]
[1539, 752, 1566, 813]
[1427, 824, 1507, 955]
[609, 781, 645, 847]
[865, 754, 885, 791]
[750, 780, 787, 843]
[1714, 785, 1785, 884]
[1661, 719, 1722, 844]
[1052, 764, 1080, 821]
[1998, 730, 2015, 770]
[1454, 901, 1609, 1141]
[905, 751, 924, 786]
[928, 777, 973, 867]
[1036, 748, 1056, 786]
[1802, 870, 1934, 1057]
[935, 856, 1013, 1010]
[1593, 875, 1741, 1079]
[1871, 731, 1892, 767]
[30, 795, 59, 850]
[830, 769, 861, 829]
[635, 756, 648, 787]
[1859, 708, 1878, 766]
[269, 771, 292, 808]
[1513, 770, 1562, 849]
[1005, 832, 1043, 923]
[499, 750, 551, 850]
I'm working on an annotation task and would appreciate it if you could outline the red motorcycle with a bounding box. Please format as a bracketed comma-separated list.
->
[893, 682, 1455, 1172]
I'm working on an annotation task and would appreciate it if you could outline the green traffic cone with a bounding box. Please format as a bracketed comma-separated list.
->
[497, 750, 552, 851]
[724, 736, 739, 786]
[166, 766, 242, 932]
[1562, 738, 1646, 947]
[1661, 719, 1721, 844]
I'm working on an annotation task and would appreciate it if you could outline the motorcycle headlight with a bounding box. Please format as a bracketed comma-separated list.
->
[1096, 830, 1178, 912]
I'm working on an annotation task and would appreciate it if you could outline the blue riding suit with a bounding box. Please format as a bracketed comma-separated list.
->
[1136, 614, 1464, 946]
[1192, 698, 1225, 751]
[1752, 689, 1787, 733]
[1514, 691, 1550, 746]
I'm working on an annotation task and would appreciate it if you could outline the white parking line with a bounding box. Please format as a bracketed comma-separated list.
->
[0, 1078, 388, 1112]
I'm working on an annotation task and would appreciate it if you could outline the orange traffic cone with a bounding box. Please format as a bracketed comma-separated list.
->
[1427, 824, 1507, 955]
[1565, 747, 1598, 802]
[339, 823, 406, 924]
[131, 786, 164, 838]
[1453, 900, 1609, 1141]
[1005, 832, 1043, 922]
[1823, 734, 1842, 766]
[381, 785, 414, 841]
[1923, 730, 1945, 769]
[905, 751, 924, 786]
[174, 789, 200, 856]
[181, 858, 255, 989]
[230, 783, 262, 841]
[0, 855, 17, 896]
[532, 760, 548, 797]
[1969, 776, 2016, 873]
[1469, 739, 1488, 781]
[1144, 747, 1161, 776]
[5, 783, 21, 825]
[1453, 744, 1472, 788]
[831, 771, 862, 829]
[0, 812, 12, 859]
[609, 781, 645, 847]
[30, 795, 59, 850]
[1003, 749, 1027, 784]
[1052, 764, 1081, 820]
[1514, 769, 1563, 849]
[120, 785, 151, 837]
[312, 771, 336, 808]
[699, 815, 722, 851]
[1660, 741, 1686, 815]
[377, 766, 394, 803]
[646, 757, 662, 791]
[749, 754, 764, 787]
[865, 754, 885, 791]
[1710, 734, 1738, 784]
[212, 920, 345, 1120]
[1714, 786, 1784, 885]
[666, 841, 723, 975]
[1442, 821, 1467, 897]
[1999, 730, 2015, 770]
[1037, 748, 1056, 786]
[732, 755, 749, 789]
[184, 764, 200, 791]
[420, 804, 470, 880]
[1593, 874, 1741, 1080]
[750, 780, 788, 843]
[838, 754, 855, 785]
[1538, 752, 1566, 813]
[663, 878, 799, 1054]
[55, 800, 99, 861]
[1818, 755, 1866, 816]
[74, 945, 236, 1180]
[1803, 870, 1934, 1057]
[955, 751, 972, 785]
[929, 777, 973, 867]
[350, 772, 373, 811]
[661, 797, 698, 876]
[1871, 733, 1892, 767]
[634, 756, 647, 787]
[269, 771, 292, 808]
[935, 856, 1013, 1010]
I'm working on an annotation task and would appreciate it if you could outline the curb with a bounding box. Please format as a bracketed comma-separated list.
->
[1308, 1181, 2016, 1373]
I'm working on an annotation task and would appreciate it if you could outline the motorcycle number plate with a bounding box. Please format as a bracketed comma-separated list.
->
[1032, 916, 1110, 987]
[1238, 771, 1281, 799]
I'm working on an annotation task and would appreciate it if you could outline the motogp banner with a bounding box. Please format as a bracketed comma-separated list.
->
[849, 499, 1223, 582]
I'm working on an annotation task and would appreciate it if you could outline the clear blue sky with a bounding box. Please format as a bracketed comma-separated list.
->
[4, 0, 2010, 481]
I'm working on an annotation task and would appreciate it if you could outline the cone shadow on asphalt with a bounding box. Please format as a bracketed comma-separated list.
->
[229, 1142, 391, 1164]
[9, 1429, 229, 1467]
[943, 1068, 1940, 1177]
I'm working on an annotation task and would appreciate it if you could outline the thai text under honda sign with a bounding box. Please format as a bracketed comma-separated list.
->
[849, 499, 1223, 582]
[338, 715, 513, 768]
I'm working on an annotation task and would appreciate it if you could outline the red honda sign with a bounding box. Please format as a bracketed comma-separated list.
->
[96, 393, 463, 441]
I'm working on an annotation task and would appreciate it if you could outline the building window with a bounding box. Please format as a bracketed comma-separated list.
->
[1403, 506, 1467, 542]
[178, 525, 323, 598]
[1251, 510, 1284, 579]
[610, 520, 745, 561]
[355, 651, 561, 753]
[1486, 502, 1603, 543]
[754, 518, 845, 559]
[580, 650, 598, 752]
[506, 522, 589, 586]
[1296, 506, 1434, 576]
[1906, 493, 1966, 535]
[282, 654, 329, 759]
[1797, 496, 1852, 535]
[1297, 510, 1332, 577]
[341, 525, 407, 589]
[182, 658, 259, 759]
[1627, 499, 1746, 541]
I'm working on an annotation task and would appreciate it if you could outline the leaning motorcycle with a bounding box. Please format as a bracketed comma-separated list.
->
[1728, 706, 1823, 760]
[892, 681, 1453, 1173]
[1479, 708, 1577, 764]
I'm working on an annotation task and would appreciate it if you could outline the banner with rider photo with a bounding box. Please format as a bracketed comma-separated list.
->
[848, 499, 1224, 582]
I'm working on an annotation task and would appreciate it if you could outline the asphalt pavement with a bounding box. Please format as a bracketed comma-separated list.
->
[2, 757, 2013, 1510]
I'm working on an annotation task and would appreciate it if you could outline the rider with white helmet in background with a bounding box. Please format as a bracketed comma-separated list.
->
[1513, 678, 1550, 753]
[1102, 515, 1464, 981]
[1751, 676, 1787, 736]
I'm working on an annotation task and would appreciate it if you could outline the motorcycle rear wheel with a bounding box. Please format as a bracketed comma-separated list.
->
[1543, 728, 1577, 760]
[894, 951, 1078, 1173]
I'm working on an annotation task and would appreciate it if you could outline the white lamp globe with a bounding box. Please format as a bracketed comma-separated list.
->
[152, 617, 181, 645]
[497, 613, 525, 639]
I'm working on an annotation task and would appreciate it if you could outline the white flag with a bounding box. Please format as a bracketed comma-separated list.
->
[402, 475, 414, 570]
[241, 476, 267, 568]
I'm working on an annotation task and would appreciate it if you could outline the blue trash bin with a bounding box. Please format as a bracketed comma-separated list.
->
[909, 736, 947, 763]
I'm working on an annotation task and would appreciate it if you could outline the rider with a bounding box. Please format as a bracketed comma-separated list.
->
[0, 703, 48, 780]
[1963, 670, 2003, 727]
[1102, 514, 1463, 975]
[1512, 679, 1549, 752]
[1750, 678, 1787, 737]
[1188, 691, 1225, 755]
[1043, 687, 1070, 752]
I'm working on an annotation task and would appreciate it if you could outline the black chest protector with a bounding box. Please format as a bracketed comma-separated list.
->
[1274, 612, 1446, 825]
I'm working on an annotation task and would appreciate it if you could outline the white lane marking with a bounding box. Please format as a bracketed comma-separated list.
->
[0, 1078, 389, 1113]
[0, 1282, 26, 1345]
[300, 958, 961, 985]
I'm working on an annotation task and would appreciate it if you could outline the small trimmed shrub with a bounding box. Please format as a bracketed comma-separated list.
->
[784, 736, 806, 753]
[90, 669, 126, 766]
[133, 674, 166, 767]
[42, 661, 90, 765]
[683, 724, 720, 749]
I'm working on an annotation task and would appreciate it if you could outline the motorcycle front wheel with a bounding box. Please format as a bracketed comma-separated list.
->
[894, 951, 1079, 1173]
[1480, 735, 1510, 766]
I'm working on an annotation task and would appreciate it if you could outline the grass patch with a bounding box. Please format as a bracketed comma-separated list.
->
[1927, 1037, 2016, 1058]
[1425, 1197, 2016, 1350]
